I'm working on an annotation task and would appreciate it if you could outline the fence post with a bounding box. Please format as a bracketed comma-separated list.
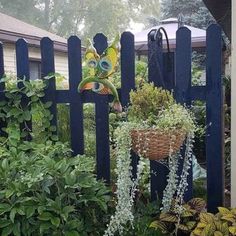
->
[148, 30, 169, 201]
[68, 36, 84, 155]
[16, 39, 32, 139]
[206, 24, 224, 212]
[40, 37, 57, 132]
[93, 33, 110, 183]
[175, 27, 193, 201]
[120, 32, 138, 178]
[120, 32, 135, 107]
[0, 42, 6, 137]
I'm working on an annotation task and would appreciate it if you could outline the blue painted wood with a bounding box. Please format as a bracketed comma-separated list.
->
[163, 52, 175, 90]
[175, 27, 193, 201]
[55, 90, 121, 104]
[120, 32, 139, 180]
[16, 39, 30, 83]
[190, 86, 206, 101]
[148, 30, 169, 201]
[175, 27, 192, 105]
[120, 32, 135, 107]
[16, 39, 32, 139]
[0, 42, 6, 137]
[206, 24, 224, 212]
[40, 37, 57, 131]
[148, 30, 165, 88]
[0, 42, 4, 90]
[93, 33, 110, 183]
[68, 36, 84, 155]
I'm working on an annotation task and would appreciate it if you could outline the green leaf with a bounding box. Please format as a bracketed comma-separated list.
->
[25, 206, 35, 218]
[50, 217, 60, 227]
[214, 231, 223, 236]
[65, 172, 77, 186]
[188, 198, 206, 212]
[44, 101, 52, 109]
[16, 207, 25, 216]
[218, 207, 231, 215]
[159, 213, 178, 223]
[186, 221, 197, 230]
[201, 224, 214, 236]
[23, 111, 31, 121]
[12, 222, 21, 236]
[0, 219, 11, 228]
[229, 226, 236, 235]
[1, 225, 13, 236]
[65, 231, 80, 236]
[10, 208, 16, 223]
[149, 221, 168, 233]
[62, 206, 75, 220]
[177, 223, 189, 232]
[1, 159, 9, 170]
[0, 203, 11, 215]
[199, 213, 215, 224]
[38, 212, 53, 221]
[5, 189, 14, 198]
[39, 222, 51, 234]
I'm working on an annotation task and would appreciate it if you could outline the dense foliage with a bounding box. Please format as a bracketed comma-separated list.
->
[0, 0, 160, 38]
[160, 0, 213, 29]
[0, 77, 112, 235]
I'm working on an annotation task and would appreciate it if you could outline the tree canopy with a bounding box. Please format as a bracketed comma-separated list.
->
[0, 0, 161, 39]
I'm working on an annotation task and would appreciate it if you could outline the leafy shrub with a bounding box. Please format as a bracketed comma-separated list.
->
[128, 83, 174, 125]
[0, 76, 112, 235]
[0, 143, 111, 236]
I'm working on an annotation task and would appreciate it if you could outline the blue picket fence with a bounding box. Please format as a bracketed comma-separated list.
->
[0, 24, 224, 213]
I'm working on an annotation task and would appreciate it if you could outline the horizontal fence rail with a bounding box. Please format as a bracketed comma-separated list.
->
[0, 24, 224, 212]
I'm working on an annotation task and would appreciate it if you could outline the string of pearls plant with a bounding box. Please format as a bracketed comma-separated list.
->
[104, 83, 196, 236]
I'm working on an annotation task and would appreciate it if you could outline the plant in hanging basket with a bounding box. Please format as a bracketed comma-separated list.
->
[104, 83, 196, 236]
[128, 83, 195, 160]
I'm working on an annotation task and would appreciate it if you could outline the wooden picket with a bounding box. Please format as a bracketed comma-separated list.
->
[0, 24, 224, 212]
[206, 24, 224, 212]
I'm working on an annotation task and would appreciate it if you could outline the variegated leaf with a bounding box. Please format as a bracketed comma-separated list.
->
[229, 226, 236, 235]
[188, 198, 206, 212]
[200, 213, 215, 224]
[159, 213, 178, 223]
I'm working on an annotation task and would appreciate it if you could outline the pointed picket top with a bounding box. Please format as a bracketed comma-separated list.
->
[40, 36, 54, 45]
[93, 33, 108, 55]
[68, 35, 81, 45]
[176, 26, 191, 37]
[15, 38, 29, 83]
[207, 23, 222, 34]
[16, 38, 28, 46]
[121, 31, 134, 40]
[68, 36, 82, 91]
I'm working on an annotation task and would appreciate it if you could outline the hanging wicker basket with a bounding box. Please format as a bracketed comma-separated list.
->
[130, 129, 186, 160]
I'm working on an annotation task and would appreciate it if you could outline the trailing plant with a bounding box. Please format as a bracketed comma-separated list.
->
[0, 76, 112, 235]
[105, 83, 196, 235]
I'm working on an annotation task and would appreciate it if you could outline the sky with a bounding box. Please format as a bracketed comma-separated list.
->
[128, 20, 145, 33]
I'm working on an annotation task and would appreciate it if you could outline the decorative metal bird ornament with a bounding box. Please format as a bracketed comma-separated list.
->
[78, 36, 122, 112]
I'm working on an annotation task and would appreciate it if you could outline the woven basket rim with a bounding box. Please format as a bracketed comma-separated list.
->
[130, 128, 186, 135]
